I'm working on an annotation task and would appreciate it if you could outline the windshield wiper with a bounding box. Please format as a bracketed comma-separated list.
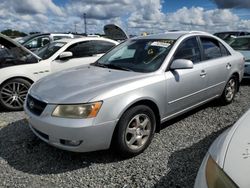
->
[91, 62, 109, 68]
[105, 64, 133, 71]
[91, 62, 133, 71]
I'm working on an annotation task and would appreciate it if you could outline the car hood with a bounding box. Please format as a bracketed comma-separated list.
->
[29, 65, 153, 104]
[0, 33, 41, 59]
[103, 24, 129, 41]
[222, 109, 250, 187]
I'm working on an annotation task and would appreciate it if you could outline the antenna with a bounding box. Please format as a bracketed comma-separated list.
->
[83, 13, 87, 35]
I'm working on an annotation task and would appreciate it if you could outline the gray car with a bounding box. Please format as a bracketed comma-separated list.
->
[24, 31, 244, 156]
[229, 35, 250, 78]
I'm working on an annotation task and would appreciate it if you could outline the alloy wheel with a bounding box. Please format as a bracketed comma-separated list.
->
[0, 81, 29, 109]
[125, 113, 151, 150]
[225, 78, 236, 102]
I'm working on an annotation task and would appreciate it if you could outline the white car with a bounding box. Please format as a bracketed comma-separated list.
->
[195, 108, 250, 188]
[0, 33, 118, 110]
[17, 33, 79, 51]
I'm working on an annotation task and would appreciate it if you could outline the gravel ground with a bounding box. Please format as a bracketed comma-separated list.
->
[1, 83, 250, 188]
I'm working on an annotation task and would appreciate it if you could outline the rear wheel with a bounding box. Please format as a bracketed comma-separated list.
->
[0, 78, 31, 111]
[114, 105, 156, 157]
[220, 76, 238, 104]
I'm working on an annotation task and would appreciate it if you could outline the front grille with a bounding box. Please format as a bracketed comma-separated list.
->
[26, 95, 47, 116]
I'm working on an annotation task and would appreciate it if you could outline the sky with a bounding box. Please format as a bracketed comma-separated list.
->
[1, 0, 250, 35]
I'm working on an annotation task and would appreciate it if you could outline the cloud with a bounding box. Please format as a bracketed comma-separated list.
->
[0, 0, 250, 35]
[212, 0, 250, 9]
[3, 0, 64, 16]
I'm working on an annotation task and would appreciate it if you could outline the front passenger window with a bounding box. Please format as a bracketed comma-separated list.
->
[173, 37, 201, 63]
[66, 41, 94, 58]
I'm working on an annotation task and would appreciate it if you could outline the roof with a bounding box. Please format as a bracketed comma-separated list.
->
[135, 31, 211, 40]
[234, 35, 250, 38]
[54, 37, 119, 44]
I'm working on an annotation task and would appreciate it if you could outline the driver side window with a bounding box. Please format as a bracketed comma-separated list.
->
[173, 37, 201, 63]
[66, 41, 94, 58]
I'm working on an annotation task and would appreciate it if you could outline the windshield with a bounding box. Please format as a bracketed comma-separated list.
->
[230, 37, 250, 51]
[95, 39, 175, 73]
[17, 35, 33, 44]
[35, 41, 66, 60]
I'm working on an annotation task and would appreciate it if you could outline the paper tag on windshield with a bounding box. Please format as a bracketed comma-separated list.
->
[150, 41, 171, 48]
[54, 43, 65, 47]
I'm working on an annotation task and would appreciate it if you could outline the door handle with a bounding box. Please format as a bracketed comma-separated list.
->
[200, 70, 207, 77]
[226, 63, 232, 69]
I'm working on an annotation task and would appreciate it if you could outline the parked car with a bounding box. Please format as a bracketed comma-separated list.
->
[0, 33, 118, 110]
[229, 35, 250, 78]
[214, 31, 250, 43]
[17, 33, 81, 51]
[195, 108, 250, 188]
[24, 31, 245, 156]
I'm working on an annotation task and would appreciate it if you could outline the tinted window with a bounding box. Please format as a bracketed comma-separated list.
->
[200, 37, 222, 60]
[220, 43, 231, 56]
[36, 42, 66, 60]
[230, 37, 250, 50]
[66, 41, 95, 58]
[174, 37, 201, 63]
[92, 41, 116, 54]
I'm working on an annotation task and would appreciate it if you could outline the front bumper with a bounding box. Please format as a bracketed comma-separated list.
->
[24, 103, 117, 152]
[244, 62, 250, 78]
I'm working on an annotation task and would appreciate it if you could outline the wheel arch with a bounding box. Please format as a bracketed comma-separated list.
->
[110, 98, 162, 151]
[231, 72, 240, 92]
[0, 76, 34, 86]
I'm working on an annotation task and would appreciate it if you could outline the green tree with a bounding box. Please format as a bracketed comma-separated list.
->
[1, 29, 27, 38]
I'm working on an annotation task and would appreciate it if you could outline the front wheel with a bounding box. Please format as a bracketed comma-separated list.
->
[114, 105, 156, 157]
[0, 78, 31, 111]
[220, 76, 238, 105]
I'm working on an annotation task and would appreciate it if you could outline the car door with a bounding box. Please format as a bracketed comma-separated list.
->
[164, 37, 208, 118]
[199, 37, 229, 98]
[51, 40, 116, 72]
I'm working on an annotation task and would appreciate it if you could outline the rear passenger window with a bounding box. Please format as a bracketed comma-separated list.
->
[173, 37, 201, 63]
[200, 37, 222, 60]
[220, 43, 231, 56]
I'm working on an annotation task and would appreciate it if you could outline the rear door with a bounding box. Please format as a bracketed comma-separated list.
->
[165, 37, 208, 118]
[199, 37, 231, 97]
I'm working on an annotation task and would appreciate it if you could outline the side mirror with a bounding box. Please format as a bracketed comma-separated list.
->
[59, 51, 73, 60]
[170, 59, 193, 70]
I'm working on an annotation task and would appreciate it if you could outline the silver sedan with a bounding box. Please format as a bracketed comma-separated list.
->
[24, 31, 245, 156]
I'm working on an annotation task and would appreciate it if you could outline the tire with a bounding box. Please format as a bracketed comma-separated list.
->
[114, 105, 156, 157]
[0, 78, 31, 111]
[220, 76, 238, 105]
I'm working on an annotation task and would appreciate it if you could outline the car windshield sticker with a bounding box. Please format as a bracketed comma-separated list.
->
[54, 43, 65, 47]
[150, 40, 173, 48]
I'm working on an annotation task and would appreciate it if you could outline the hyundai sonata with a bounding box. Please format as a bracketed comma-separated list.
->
[24, 31, 245, 156]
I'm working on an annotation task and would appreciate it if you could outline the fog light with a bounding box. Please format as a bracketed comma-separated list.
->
[61, 139, 82, 146]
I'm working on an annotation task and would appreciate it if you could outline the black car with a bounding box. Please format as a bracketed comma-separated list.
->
[214, 31, 250, 43]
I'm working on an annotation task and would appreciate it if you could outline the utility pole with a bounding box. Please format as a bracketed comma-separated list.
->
[83, 13, 87, 35]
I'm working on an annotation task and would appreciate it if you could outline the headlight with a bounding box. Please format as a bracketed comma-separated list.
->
[52, 102, 102, 119]
[206, 155, 238, 188]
